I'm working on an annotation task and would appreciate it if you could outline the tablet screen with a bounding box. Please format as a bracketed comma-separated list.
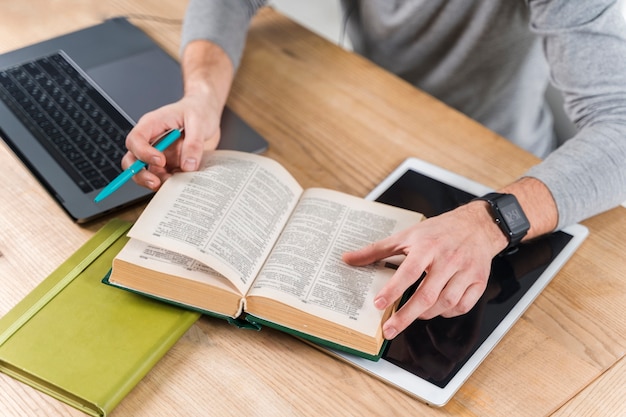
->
[375, 169, 573, 388]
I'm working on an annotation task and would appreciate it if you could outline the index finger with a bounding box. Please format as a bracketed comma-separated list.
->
[374, 249, 432, 311]
[342, 232, 408, 266]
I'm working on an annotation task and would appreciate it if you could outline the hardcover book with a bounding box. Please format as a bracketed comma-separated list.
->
[105, 150, 424, 360]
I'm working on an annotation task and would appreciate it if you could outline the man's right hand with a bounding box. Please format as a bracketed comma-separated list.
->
[121, 40, 235, 191]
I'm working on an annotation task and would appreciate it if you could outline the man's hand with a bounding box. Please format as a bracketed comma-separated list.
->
[122, 93, 222, 190]
[343, 201, 507, 339]
[121, 40, 234, 191]
[343, 176, 559, 340]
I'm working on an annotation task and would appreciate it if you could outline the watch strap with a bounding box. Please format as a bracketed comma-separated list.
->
[473, 192, 530, 253]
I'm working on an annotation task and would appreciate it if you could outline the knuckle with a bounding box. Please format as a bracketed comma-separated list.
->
[415, 287, 438, 307]
[439, 292, 458, 310]
[454, 299, 474, 315]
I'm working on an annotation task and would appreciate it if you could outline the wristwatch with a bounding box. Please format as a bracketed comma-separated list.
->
[473, 192, 530, 254]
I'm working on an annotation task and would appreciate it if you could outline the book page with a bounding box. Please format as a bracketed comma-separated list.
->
[248, 188, 424, 336]
[128, 150, 303, 294]
[115, 239, 237, 294]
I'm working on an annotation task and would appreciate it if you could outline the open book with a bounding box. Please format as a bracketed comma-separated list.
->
[105, 150, 424, 359]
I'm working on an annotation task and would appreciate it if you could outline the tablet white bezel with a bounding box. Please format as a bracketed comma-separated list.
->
[325, 157, 589, 407]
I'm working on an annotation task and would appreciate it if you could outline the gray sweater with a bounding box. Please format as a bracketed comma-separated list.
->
[182, 0, 626, 230]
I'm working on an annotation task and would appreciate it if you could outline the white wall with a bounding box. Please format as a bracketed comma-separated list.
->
[270, 0, 349, 48]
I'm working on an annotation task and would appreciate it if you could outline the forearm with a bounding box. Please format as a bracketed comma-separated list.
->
[526, 124, 626, 229]
[527, 0, 626, 227]
[181, 0, 267, 70]
[181, 40, 235, 112]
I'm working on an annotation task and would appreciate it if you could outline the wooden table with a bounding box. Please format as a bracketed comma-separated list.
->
[1, 1, 625, 416]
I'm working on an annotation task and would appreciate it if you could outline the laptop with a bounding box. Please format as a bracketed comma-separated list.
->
[0, 17, 268, 223]
[322, 157, 588, 406]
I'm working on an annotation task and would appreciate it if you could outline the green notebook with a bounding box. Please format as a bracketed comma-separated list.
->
[0, 219, 200, 417]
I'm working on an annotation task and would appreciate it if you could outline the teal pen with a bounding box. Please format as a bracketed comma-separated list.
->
[94, 128, 183, 203]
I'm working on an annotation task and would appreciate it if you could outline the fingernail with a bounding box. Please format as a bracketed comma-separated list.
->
[383, 325, 397, 339]
[374, 297, 386, 309]
[150, 156, 161, 166]
[182, 158, 197, 171]
[146, 180, 155, 190]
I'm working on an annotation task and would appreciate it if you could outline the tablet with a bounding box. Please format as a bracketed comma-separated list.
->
[325, 157, 589, 407]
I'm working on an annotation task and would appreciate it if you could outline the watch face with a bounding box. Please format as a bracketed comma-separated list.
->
[499, 196, 529, 234]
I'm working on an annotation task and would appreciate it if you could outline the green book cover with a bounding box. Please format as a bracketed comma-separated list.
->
[244, 313, 389, 361]
[0, 219, 200, 417]
[104, 274, 386, 361]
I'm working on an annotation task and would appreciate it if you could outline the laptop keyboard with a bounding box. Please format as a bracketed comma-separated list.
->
[0, 51, 133, 193]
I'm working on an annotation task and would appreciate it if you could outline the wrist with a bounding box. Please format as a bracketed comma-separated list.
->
[499, 177, 558, 239]
[472, 192, 530, 255]
[181, 40, 234, 108]
[463, 201, 511, 255]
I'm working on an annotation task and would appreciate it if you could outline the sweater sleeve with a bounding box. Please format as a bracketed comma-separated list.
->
[524, 0, 626, 229]
[181, 0, 268, 70]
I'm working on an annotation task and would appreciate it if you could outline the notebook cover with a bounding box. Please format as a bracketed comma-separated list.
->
[0, 219, 200, 416]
